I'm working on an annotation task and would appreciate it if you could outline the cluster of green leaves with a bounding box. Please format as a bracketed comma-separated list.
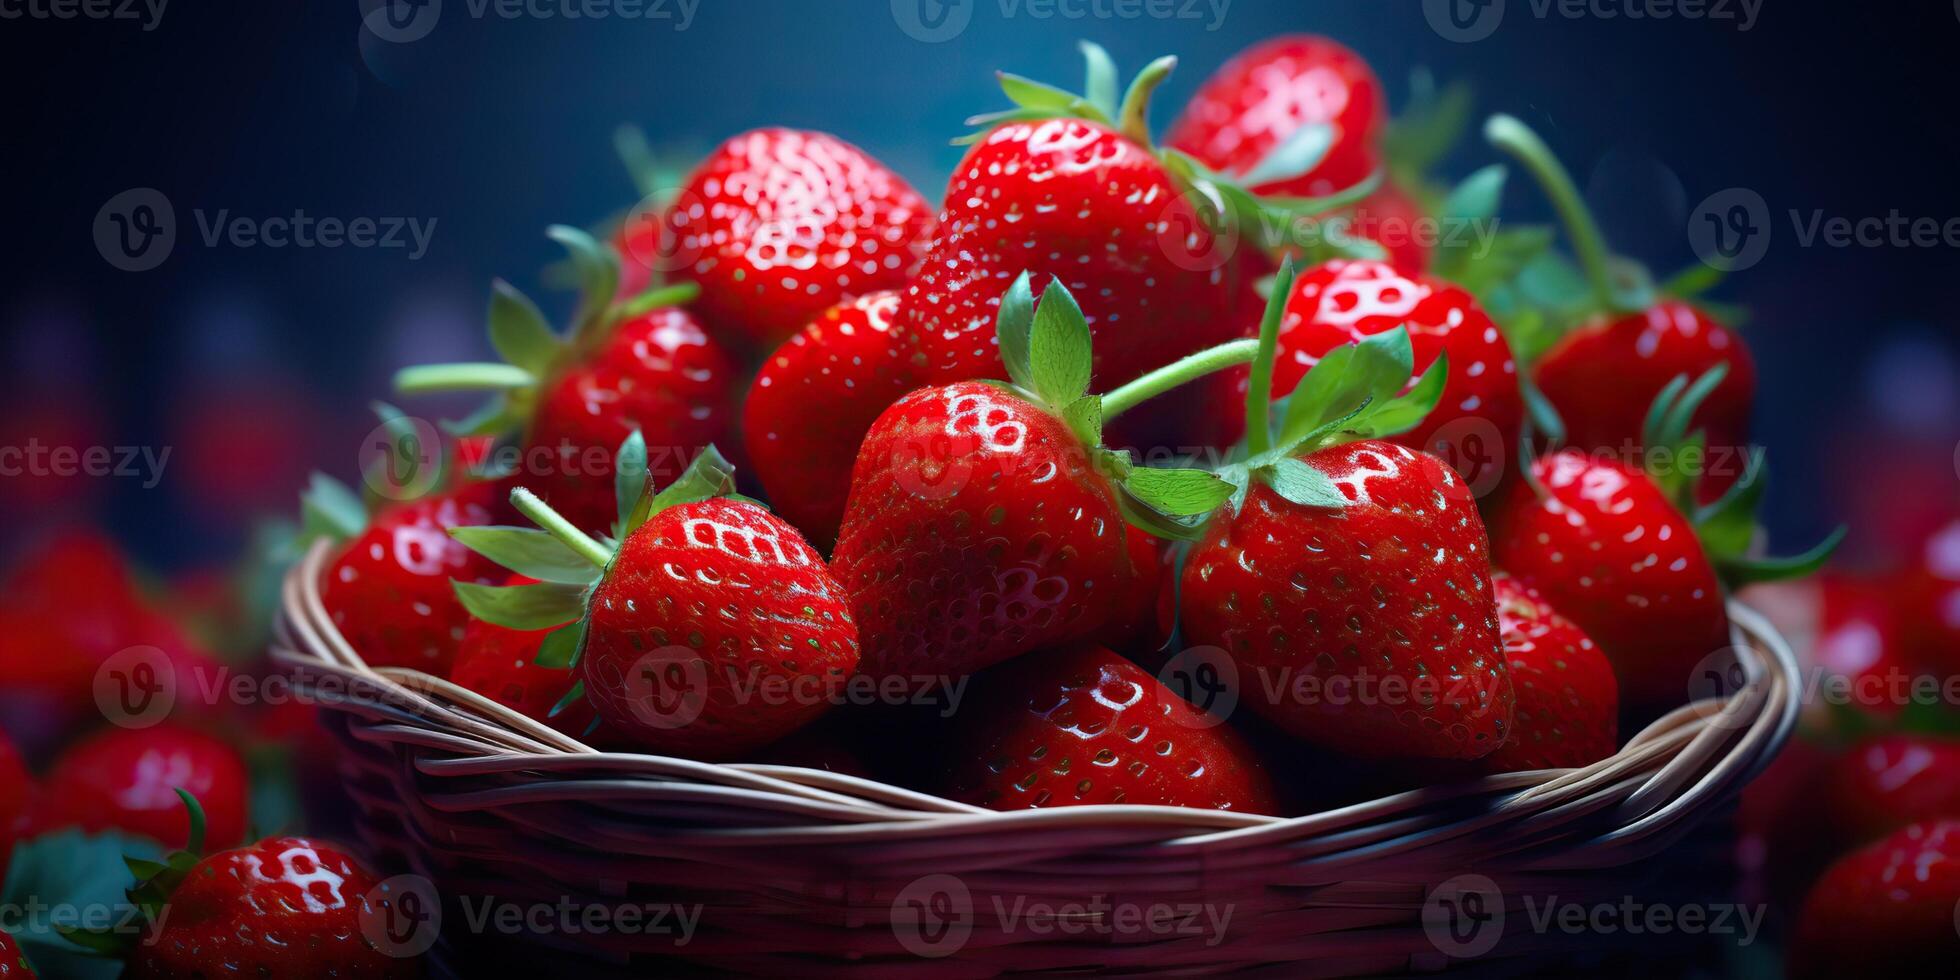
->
[960, 41, 1173, 148]
[48, 790, 196, 967]
[297, 402, 456, 546]
[990, 272, 1235, 540]
[1216, 261, 1447, 513]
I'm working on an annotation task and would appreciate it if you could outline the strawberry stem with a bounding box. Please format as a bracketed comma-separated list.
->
[613, 281, 702, 323]
[1484, 114, 1621, 313]
[394, 362, 534, 395]
[1243, 259, 1299, 456]
[1100, 338, 1260, 421]
[510, 487, 614, 569]
[1117, 55, 1177, 148]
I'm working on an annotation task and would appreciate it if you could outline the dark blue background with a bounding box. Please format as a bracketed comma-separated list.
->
[5, 0, 1957, 569]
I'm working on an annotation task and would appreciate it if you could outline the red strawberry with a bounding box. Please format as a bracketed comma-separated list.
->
[1790, 820, 1960, 978]
[947, 645, 1278, 813]
[312, 480, 502, 673]
[0, 930, 30, 978]
[743, 291, 915, 549]
[1487, 115, 1756, 500]
[618, 128, 932, 352]
[454, 445, 860, 759]
[1348, 182, 1432, 274]
[0, 729, 28, 877]
[1270, 259, 1522, 499]
[32, 725, 248, 850]
[1480, 571, 1617, 772]
[834, 277, 1240, 685]
[1820, 735, 1960, 850]
[448, 573, 597, 738]
[1899, 516, 1960, 672]
[395, 230, 742, 534]
[1179, 264, 1512, 761]
[1166, 34, 1385, 200]
[1742, 574, 1907, 733]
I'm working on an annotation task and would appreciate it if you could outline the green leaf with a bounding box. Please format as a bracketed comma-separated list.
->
[1114, 492, 1211, 542]
[1382, 71, 1473, 178]
[1363, 353, 1450, 438]
[632, 444, 737, 531]
[551, 680, 590, 723]
[547, 224, 622, 327]
[1661, 263, 1725, 299]
[1716, 526, 1846, 589]
[1028, 277, 1093, 408]
[1442, 164, 1506, 224]
[449, 526, 603, 585]
[487, 279, 560, 376]
[1521, 377, 1566, 447]
[6, 830, 163, 977]
[444, 393, 527, 438]
[1641, 373, 1692, 452]
[613, 429, 650, 537]
[998, 71, 1080, 112]
[1061, 394, 1103, 447]
[1277, 326, 1417, 449]
[301, 472, 367, 541]
[1237, 123, 1334, 189]
[1122, 467, 1235, 518]
[534, 618, 588, 669]
[1079, 41, 1120, 121]
[1693, 456, 1766, 561]
[995, 271, 1037, 390]
[1264, 457, 1348, 509]
[1661, 364, 1731, 449]
[452, 580, 587, 632]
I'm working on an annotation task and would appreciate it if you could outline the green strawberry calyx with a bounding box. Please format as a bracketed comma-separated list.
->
[57, 789, 209, 959]
[297, 401, 473, 545]
[1212, 258, 1450, 514]
[391, 226, 700, 438]
[445, 436, 738, 717]
[1635, 366, 1844, 589]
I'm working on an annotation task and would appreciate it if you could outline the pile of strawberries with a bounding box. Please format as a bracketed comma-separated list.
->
[2, 32, 1955, 977]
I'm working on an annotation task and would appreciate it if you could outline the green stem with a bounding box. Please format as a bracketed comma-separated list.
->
[511, 488, 614, 569]
[1117, 56, 1177, 148]
[614, 280, 702, 322]
[1101, 338, 1260, 421]
[1484, 114, 1621, 312]
[394, 363, 535, 395]
[1243, 259, 1300, 456]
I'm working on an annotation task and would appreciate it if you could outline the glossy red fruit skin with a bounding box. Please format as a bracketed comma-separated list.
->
[744, 291, 916, 551]
[1180, 441, 1512, 761]
[1533, 300, 1756, 498]
[448, 574, 596, 738]
[1820, 735, 1960, 849]
[1349, 182, 1431, 274]
[1275, 260, 1522, 500]
[948, 645, 1278, 813]
[0, 730, 28, 879]
[621, 128, 932, 352]
[1790, 820, 1960, 979]
[1480, 571, 1617, 772]
[34, 726, 248, 850]
[1166, 34, 1385, 199]
[129, 836, 420, 979]
[1492, 450, 1729, 708]
[319, 483, 502, 674]
[832, 383, 1146, 684]
[898, 118, 1241, 406]
[522, 306, 742, 534]
[0, 929, 33, 978]
[579, 498, 859, 759]
[1898, 517, 1960, 673]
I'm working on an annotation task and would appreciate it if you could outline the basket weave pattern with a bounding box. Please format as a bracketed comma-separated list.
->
[273, 539, 1797, 975]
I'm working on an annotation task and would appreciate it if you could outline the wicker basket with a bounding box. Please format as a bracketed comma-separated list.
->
[272, 537, 1798, 976]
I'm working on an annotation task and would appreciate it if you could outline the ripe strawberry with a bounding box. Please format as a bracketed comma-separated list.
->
[834, 277, 1240, 685]
[32, 725, 248, 850]
[1898, 516, 1960, 672]
[0, 931, 30, 978]
[1165, 34, 1385, 200]
[743, 291, 915, 550]
[1269, 259, 1522, 499]
[1487, 115, 1756, 500]
[448, 573, 597, 738]
[618, 128, 932, 352]
[1790, 820, 1960, 978]
[395, 228, 742, 533]
[72, 795, 420, 978]
[453, 441, 860, 759]
[310, 478, 502, 674]
[1819, 735, 1960, 850]
[1480, 571, 1617, 772]
[1348, 182, 1432, 274]
[1742, 573, 1907, 733]
[1179, 263, 1512, 761]
[1491, 374, 1841, 708]
[947, 645, 1278, 812]
[0, 729, 28, 876]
